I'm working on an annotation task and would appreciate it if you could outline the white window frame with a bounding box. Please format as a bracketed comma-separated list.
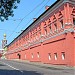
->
[31, 53, 34, 58]
[62, 52, 65, 60]
[54, 53, 57, 60]
[48, 53, 51, 60]
[37, 52, 40, 58]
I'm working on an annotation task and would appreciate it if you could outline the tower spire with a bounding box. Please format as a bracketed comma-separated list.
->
[2, 33, 7, 48]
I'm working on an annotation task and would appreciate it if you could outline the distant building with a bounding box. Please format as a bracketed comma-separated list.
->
[2, 34, 7, 49]
[6, 0, 75, 66]
[0, 49, 4, 58]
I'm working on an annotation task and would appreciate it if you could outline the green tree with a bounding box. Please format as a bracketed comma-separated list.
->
[0, 0, 20, 21]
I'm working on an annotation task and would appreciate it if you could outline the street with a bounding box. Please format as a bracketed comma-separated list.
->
[0, 59, 74, 75]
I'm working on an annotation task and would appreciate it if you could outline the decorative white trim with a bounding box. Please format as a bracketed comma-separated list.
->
[6, 27, 75, 54]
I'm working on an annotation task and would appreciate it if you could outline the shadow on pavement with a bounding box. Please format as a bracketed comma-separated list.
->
[0, 69, 42, 75]
[0, 64, 6, 66]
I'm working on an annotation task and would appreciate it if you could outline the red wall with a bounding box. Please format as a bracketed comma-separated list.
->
[6, 1, 75, 66]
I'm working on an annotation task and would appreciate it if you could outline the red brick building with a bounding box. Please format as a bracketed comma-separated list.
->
[6, 0, 75, 66]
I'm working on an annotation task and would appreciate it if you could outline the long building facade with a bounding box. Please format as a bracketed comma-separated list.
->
[6, 0, 75, 66]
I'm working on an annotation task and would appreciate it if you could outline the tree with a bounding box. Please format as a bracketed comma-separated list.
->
[0, 0, 20, 22]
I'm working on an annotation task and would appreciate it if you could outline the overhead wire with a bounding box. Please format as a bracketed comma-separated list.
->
[7, 0, 50, 41]
[7, 0, 52, 45]
[7, 0, 45, 40]
[0, 28, 20, 33]
[14, 0, 50, 38]
[21, 0, 50, 30]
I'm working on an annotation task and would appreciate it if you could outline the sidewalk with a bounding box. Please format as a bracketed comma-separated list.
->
[12, 59, 75, 70]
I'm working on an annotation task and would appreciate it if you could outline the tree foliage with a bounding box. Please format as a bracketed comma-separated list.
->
[0, 0, 20, 21]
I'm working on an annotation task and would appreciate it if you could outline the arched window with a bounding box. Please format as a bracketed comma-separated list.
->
[44, 21, 46, 25]
[30, 32, 32, 38]
[48, 19, 51, 24]
[60, 20, 63, 28]
[71, 7, 75, 25]
[54, 23, 57, 31]
[35, 28, 37, 36]
[49, 25, 52, 33]
[58, 9, 63, 29]
[45, 29, 47, 35]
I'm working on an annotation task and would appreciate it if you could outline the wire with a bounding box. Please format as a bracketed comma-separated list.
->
[14, 0, 50, 42]
[7, 0, 45, 40]
[0, 29, 20, 33]
[8, 18, 22, 21]
[21, 0, 50, 30]
[7, 19, 23, 40]
[22, 0, 45, 20]
[15, 0, 50, 38]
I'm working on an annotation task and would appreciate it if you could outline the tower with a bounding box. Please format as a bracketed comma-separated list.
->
[2, 34, 7, 49]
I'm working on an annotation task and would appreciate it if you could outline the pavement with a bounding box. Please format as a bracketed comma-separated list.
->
[12, 59, 75, 70]
[0, 59, 75, 75]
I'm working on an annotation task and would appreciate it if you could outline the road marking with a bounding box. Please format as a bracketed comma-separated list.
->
[0, 61, 23, 73]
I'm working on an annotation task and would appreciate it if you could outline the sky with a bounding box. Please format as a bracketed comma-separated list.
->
[0, 0, 56, 48]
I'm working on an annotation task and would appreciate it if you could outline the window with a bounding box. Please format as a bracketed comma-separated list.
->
[30, 32, 32, 38]
[45, 29, 47, 35]
[31, 53, 34, 58]
[28, 34, 29, 40]
[49, 26, 52, 32]
[36, 36, 38, 40]
[37, 52, 40, 58]
[25, 54, 26, 59]
[54, 53, 57, 60]
[39, 26, 41, 30]
[35, 28, 37, 35]
[44, 21, 46, 25]
[54, 24, 57, 31]
[73, 18, 75, 25]
[16, 43, 18, 46]
[48, 53, 51, 60]
[62, 52, 65, 60]
[33, 30, 35, 37]
[48, 19, 51, 23]
[60, 20, 63, 28]
[39, 31, 41, 36]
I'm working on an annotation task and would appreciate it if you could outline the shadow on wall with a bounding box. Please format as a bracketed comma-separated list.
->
[0, 69, 42, 75]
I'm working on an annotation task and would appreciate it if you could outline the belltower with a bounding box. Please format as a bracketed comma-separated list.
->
[2, 34, 7, 48]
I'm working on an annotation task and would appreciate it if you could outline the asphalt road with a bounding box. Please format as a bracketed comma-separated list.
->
[0, 59, 74, 75]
